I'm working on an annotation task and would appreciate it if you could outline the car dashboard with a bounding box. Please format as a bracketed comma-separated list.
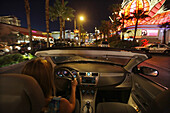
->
[54, 62, 132, 113]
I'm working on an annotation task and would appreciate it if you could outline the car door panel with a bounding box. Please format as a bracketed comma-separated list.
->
[130, 73, 166, 113]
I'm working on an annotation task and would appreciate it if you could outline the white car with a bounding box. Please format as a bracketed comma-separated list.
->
[134, 43, 154, 51]
[145, 44, 170, 54]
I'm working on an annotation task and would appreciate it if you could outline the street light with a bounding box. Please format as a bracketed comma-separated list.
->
[80, 16, 84, 21]
[79, 16, 84, 44]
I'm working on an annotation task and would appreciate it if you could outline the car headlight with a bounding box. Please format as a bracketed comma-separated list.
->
[27, 47, 31, 51]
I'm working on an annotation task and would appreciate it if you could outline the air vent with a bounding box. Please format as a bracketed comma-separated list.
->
[92, 73, 98, 76]
[79, 72, 86, 76]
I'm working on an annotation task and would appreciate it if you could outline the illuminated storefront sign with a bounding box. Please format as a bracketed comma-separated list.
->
[141, 29, 159, 36]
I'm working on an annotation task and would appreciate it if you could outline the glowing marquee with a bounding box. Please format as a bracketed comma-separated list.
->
[141, 29, 158, 36]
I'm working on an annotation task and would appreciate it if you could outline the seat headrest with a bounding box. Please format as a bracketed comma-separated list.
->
[0, 73, 45, 113]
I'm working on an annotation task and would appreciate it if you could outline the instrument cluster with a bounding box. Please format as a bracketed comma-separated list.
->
[55, 69, 78, 78]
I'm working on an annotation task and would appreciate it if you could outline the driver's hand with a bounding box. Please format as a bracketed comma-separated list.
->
[71, 78, 78, 88]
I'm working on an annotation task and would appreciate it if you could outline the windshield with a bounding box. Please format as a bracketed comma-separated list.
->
[51, 55, 132, 66]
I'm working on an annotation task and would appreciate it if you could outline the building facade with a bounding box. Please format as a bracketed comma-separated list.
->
[120, 0, 170, 44]
[0, 16, 21, 26]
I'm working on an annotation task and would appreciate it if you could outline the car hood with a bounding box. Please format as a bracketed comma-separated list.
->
[35, 47, 151, 72]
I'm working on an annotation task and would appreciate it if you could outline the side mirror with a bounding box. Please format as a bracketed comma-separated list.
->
[139, 66, 159, 77]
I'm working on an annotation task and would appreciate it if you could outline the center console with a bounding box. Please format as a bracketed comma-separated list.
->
[78, 72, 99, 113]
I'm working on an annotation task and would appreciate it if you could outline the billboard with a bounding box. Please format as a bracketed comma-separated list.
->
[141, 29, 158, 36]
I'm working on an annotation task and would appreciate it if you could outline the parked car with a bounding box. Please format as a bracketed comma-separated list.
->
[145, 44, 170, 54]
[134, 43, 154, 51]
[1, 47, 169, 113]
[98, 41, 110, 47]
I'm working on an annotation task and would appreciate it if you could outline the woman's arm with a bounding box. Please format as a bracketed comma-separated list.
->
[60, 78, 78, 113]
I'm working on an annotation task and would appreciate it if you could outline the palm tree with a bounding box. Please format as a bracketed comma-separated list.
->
[49, 0, 65, 42]
[49, 0, 74, 43]
[99, 20, 113, 40]
[24, 0, 32, 50]
[108, 4, 121, 36]
[45, 0, 50, 48]
[62, 7, 75, 42]
[127, 0, 150, 42]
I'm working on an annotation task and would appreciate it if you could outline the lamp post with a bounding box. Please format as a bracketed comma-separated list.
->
[79, 16, 84, 44]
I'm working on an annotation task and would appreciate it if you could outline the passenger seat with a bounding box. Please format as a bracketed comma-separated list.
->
[96, 102, 137, 113]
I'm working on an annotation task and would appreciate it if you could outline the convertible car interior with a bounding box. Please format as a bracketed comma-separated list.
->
[0, 47, 169, 113]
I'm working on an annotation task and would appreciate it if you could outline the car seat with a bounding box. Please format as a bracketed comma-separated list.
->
[96, 102, 137, 113]
[0, 73, 45, 113]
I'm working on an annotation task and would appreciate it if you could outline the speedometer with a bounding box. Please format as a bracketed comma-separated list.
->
[72, 71, 78, 78]
[56, 71, 63, 77]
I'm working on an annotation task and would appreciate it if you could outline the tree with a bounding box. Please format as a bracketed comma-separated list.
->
[108, 4, 121, 13]
[24, 0, 32, 50]
[49, 0, 65, 42]
[62, 6, 75, 42]
[128, 9, 149, 41]
[108, 4, 122, 37]
[99, 20, 113, 40]
[49, 0, 74, 43]
[45, 0, 50, 48]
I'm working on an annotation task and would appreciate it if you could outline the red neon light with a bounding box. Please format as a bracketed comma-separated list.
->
[141, 39, 149, 46]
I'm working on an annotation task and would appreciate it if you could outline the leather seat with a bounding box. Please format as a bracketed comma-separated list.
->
[97, 102, 137, 113]
[0, 73, 45, 113]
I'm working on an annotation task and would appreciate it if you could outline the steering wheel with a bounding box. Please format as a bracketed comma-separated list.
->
[54, 67, 75, 98]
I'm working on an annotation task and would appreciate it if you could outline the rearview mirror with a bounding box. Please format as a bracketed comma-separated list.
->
[139, 66, 159, 77]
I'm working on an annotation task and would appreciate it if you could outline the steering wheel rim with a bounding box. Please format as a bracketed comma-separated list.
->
[55, 67, 74, 80]
[54, 67, 75, 98]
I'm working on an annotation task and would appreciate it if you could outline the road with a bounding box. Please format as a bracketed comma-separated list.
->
[138, 54, 170, 88]
[0, 54, 169, 88]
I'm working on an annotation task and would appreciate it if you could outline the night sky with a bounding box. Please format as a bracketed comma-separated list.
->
[0, 0, 123, 33]
[0, 0, 170, 33]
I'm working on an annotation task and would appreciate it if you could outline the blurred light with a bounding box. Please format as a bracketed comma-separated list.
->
[9, 46, 13, 50]
[67, 18, 70, 21]
[87, 72, 91, 76]
[17, 46, 21, 50]
[32, 30, 37, 33]
[27, 47, 31, 50]
[5, 48, 10, 52]
[80, 16, 84, 21]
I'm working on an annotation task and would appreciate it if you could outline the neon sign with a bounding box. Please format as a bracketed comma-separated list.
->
[141, 29, 158, 36]
[141, 39, 149, 46]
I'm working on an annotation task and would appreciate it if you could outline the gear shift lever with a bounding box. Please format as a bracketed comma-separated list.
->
[86, 101, 90, 113]
[82, 101, 93, 113]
